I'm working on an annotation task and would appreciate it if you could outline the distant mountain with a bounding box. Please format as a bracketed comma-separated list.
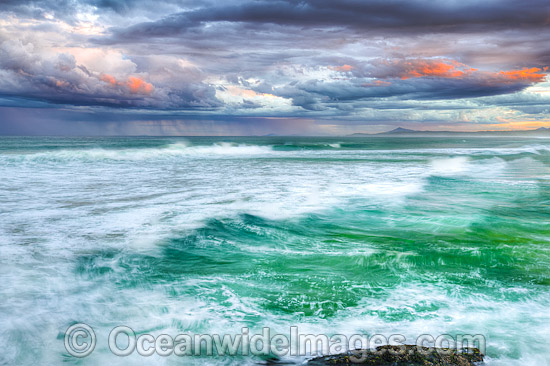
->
[384, 127, 418, 134]
[347, 127, 550, 136]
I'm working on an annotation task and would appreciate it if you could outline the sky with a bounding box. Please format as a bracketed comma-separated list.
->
[0, 0, 549, 135]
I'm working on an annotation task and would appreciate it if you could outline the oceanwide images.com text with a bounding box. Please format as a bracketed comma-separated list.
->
[64, 323, 486, 360]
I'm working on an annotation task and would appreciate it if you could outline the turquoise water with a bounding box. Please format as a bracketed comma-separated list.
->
[0, 136, 549, 365]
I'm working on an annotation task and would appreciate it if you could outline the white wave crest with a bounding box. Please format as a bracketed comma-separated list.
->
[430, 156, 470, 175]
[1, 142, 275, 162]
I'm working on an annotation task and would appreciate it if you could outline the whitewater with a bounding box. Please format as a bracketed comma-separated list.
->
[0, 136, 549, 365]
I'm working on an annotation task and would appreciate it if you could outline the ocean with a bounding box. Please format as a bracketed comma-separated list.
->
[0, 136, 549, 365]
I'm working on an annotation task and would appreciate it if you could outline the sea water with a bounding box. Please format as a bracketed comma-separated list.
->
[0, 136, 549, 365]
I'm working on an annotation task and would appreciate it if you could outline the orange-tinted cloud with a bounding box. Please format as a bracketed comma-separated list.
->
[100, 73, 154, 94]
[497, 67, 545, 82]
[127, 76, 154, 94]
[379, 59, 547, 86]
[100, 74, 117, 85]
[398, 60, 476, 79]
[330, 64, 354, 72]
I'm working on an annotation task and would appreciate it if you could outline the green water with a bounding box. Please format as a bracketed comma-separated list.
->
[0, 136, 549, 365]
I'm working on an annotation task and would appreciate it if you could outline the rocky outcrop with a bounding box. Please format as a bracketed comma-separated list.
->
[306, 345, 484, 365]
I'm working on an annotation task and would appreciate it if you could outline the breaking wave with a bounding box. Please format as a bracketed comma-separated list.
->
[0, 142, 275, 162]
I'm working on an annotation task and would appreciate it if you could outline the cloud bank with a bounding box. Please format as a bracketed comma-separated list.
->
[0, 0, 549, 134]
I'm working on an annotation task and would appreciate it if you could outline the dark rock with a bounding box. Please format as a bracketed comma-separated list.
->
[306, 345, 484, 365]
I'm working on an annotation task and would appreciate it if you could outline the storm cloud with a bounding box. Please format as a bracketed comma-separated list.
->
[0, 0, 549, 134]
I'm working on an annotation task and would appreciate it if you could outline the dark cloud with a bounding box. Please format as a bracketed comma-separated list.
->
[0, 35, 221, 109]
[0, 0, 549, 134]
[106, 0, 550, 43]
[248, 59, 546, 112]
[0, 0, 196, 22]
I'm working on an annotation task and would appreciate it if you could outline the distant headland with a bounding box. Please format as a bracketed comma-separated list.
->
[348, 127, 550, 136]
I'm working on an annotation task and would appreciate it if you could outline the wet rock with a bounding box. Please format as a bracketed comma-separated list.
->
[306, 345, 484, 365]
